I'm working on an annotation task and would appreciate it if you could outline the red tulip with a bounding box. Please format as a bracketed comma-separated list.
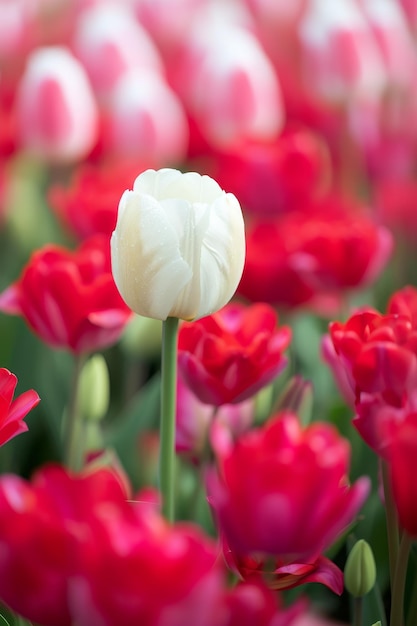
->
[0, 368, 40, 446]
[208, 127, 332, 216]
[239, 202, 393, 311]
[207, 412, 370, 566]
[325, 294, 417, 452]
[177, 302, 291, 405]
[48, 160, 143, 240]
[0, 463, 228, 626]
[0, 463, 130, 626]
[0, 235, 132, 353]
[376, 179, 417, 243]
[72, 507, 224, 626]
[388, 411, 417, 536]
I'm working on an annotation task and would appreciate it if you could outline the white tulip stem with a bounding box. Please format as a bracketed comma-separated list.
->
[159, 316, 179, 522]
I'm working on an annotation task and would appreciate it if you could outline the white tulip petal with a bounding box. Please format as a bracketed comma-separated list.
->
[111, 168, 246, 320]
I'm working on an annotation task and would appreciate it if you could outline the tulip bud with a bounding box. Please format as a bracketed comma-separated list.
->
[111, 168, 246, 321]
[78, 354, 110, 422]
[16, 46, 98, 162]
[344, 539, 376, 597]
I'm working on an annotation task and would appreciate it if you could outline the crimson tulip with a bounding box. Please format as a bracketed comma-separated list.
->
[0, 463, 130, 626]
[0, 463, 227, 626]
[0, 235, 132, 353]
[177, 302, 291, 405]
[208, 127, 332, 216]
[325, 294, 417, 453]
[48, 160, 142, 240]
[387, 411, 417, 536]
[207, 412, 369, 571]
[239, 204, 392, 311]
[0, 368, 40, 446]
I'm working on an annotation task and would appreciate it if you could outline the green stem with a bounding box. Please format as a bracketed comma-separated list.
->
[353, 596, 363, 626]
[390, 532, 412, 626]
[159, 317, 179, 522]
[64, 352, 87, 472]
[406, 549, 417, 626]
[382, 460, 400, 586]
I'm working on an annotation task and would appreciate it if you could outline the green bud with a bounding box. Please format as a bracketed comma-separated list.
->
[78, 354, 110, 422]
[371, 622, 381, 626]
[344, 539, 376, 597]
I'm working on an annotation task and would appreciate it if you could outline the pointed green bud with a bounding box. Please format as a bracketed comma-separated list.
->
[78, 354, 110, 422]
[344, 539, 376, 597]
[371, 622, 381, 626]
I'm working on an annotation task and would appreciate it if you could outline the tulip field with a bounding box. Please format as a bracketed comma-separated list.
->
[1, 1, 417, 625]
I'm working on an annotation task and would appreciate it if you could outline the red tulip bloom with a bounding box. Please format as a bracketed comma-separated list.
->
[388, 411, 417, 536]
[209, 127, 332, 216]
[177, 302, 291, 405]
[48, 160, 142, 240]
[0, 235, 132, 353]
[72, 507, 224, 626]
[0, 463, 131, 626]
[0, 368, 40, 446]
[207, 412, 369, 568]
[0, 463, 228, 626]
[325, 292, 417, 452]
[239, 202, 392, 311]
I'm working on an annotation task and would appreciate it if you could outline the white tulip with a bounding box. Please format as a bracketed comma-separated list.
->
[111, 168, 246, 321]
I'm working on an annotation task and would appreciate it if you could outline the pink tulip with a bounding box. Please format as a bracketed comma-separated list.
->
[105, 69, 189, 166]
[16, 46, 98, 162]
[175, 375, 254, 462]
[358, 0, 417, 89]
[175, 23, 284, 149]
[72, 3, 163, 100]
[298, 0, 387, 103]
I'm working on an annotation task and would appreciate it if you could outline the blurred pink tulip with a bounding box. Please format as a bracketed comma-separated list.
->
[72, 3, 163, 100]
[358, 0, 417, 89]
[175, 375, 254, 462]
[106, 69, 189, 166]
[131, 0, 209, 61]
[298, 0, 387, 103]
[16, 46, 99, 162]
[175, 23, 284, 149]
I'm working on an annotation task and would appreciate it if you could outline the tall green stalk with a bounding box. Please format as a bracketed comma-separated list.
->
[159, 317, 179, 522]
[390, 533, 412, 626]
